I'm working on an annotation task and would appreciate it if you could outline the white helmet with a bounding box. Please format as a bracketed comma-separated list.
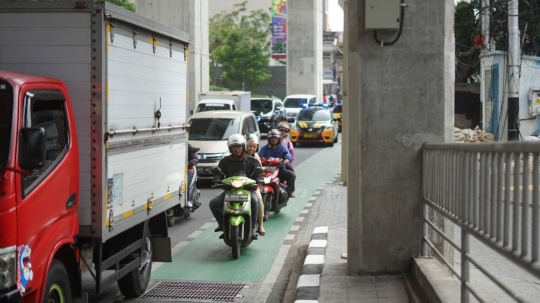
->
[227, 134, 246, 153]
[245, 133, 260, 152]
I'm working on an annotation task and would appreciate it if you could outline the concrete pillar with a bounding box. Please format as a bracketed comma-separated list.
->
[134, 0, 209, 115]
[339, 0, 347, 185]
[287, 0, 323, 101]
[346, 0, 455, 274]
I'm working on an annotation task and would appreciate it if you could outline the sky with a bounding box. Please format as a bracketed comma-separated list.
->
[328, 0, 344, 31]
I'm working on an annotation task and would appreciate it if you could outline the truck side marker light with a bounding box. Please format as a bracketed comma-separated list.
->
[123, 210, 134, 219]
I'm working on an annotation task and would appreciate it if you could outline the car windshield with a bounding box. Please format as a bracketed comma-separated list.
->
[194, 103, 231, 114]
[284, 98, 307, 108]
[188, 118, 241, 141]
[251, 99, 273, 115]
[333, 105, 342, 113]
[297, 109, 331, 121]
[0, 81, 13, 170]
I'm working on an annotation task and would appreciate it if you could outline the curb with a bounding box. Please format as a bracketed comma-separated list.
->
[294, 226, 328, 303]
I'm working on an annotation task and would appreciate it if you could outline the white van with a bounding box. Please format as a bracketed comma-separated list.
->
[283, 94, 317, 122]
[188, 111, 260, 180]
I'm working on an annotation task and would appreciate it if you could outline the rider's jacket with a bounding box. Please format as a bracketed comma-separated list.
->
[258, 144, 292, 168]
[215, 155, 263, 183]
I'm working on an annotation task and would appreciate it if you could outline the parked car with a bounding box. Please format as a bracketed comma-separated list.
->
[283, 94, 317, 123]
[188, 111, 260, 180]
[251, 97, 286, 135]
[333, 104, 343, 132]
[290, 103, 339, 146]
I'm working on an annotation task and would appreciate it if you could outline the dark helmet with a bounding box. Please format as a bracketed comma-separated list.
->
[268, 129, 282, 139]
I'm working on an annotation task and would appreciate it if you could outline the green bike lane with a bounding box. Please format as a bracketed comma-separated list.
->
[151, 143, 342, 282]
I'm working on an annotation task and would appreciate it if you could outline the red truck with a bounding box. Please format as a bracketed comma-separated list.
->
[0, 2, 190, 302]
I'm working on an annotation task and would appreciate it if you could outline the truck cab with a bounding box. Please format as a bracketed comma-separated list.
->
[0, 71, 80, 302]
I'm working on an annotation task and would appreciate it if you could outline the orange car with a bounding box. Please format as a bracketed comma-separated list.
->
[289, 104, 339, 147]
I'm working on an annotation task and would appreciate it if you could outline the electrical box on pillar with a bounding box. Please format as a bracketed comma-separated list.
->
[365, 0, 401, 30]
[529, 88, 540, 116]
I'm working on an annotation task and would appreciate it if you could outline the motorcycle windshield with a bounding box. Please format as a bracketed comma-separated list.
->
[0, 80, 13, 171]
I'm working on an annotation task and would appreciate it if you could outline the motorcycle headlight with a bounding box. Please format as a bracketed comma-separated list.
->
[0, 246, 16, 291]
[231, 179, 247, 188]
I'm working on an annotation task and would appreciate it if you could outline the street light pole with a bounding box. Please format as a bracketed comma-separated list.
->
[508, 0, 520, 140]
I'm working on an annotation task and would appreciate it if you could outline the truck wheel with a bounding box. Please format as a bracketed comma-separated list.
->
[43, 260, 72, 303]
[231, 225, 240, 259]
[118, 226, 153, 297]
[167, 216, 175, 227]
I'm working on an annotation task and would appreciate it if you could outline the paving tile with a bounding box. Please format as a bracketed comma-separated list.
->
[377, 298, 409, 303]
[352, 298, 379, 303]
[347, 289, 378, 299]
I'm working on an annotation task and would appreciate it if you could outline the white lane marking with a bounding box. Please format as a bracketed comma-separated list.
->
[200, 222, 213, 230]
[253, 245, 291, 302]
[309, 197, 317, 201]
[285, 234, 295, 240]
[295, 217, 305, 222]
[305, 203, 313, 207]
[301, 209, 309, 214]
[290, 225, 300, 231]
[151, 241, 189, 272]
[188, 230, 203, 238]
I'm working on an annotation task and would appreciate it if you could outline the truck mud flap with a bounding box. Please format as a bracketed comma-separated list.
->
[152, 236, 172, 262]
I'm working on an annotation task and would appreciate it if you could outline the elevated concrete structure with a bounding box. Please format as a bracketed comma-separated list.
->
[345, 0, 455, 274]
[287, 0, 323, 100]
[134, 0, 209, 114]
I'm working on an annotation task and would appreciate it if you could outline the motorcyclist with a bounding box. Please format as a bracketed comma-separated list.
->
[277, 121, 295, 172]
[187, 144, 200, 210]
[245, 134, 265, 235]
[209, 134, 263, 239]
[258, 129, 297, 198]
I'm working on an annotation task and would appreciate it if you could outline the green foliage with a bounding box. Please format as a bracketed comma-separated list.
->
[209, 85, 230, 91]
[104, 0, 135, 12]
[209, 1, 272, 90]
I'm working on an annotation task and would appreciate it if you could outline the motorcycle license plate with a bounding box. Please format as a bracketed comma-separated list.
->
[224, 194, 249, 202]
[263, 166, 276, 172]
[304, 133, 317, 138]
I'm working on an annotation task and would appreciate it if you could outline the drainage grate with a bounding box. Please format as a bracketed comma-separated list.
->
[141, 281, 247, 301]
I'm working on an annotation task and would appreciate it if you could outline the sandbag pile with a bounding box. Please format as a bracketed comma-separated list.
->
[454, 126, 494, 143]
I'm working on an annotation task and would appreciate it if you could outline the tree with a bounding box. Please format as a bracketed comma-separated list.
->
[104, 0, 135, 12]
[209, 1, 272, 90]
[454, 0, 540, 83]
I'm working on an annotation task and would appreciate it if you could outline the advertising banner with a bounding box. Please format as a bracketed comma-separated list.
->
[271, 0, 286, 59]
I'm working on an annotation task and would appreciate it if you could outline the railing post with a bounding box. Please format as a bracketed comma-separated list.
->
[461, 229, 470, 303]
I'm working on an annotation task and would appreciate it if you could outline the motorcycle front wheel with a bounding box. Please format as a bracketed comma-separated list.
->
[231, 225, 240, 259]
[263, 193, 272, 221]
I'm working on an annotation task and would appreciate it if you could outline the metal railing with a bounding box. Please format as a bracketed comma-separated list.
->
[422, 142, 540, 303]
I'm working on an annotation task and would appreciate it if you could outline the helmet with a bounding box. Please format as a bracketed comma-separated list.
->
[227, 134, 246, 153]
[277, 121, 291, 132]
[245, 133, 260, 152]
[268, 129, 282, 139]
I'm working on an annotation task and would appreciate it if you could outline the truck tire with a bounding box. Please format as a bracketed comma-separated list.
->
[42, 260, 72, 303]
[118, 226, 153, 297]
[167, 215, 175, 227]
[231, 225, 240, 259]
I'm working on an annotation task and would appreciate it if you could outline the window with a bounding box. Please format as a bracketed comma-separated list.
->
[22, 90, 68, 193]
[188, 118, 240, 141]
[0, 81, 13, 170]
[241, 117, 250, 135]
[246, 116, 257, 133]
[309, 98, 316, 104]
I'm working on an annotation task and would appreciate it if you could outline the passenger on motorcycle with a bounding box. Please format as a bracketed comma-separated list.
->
[210, 134, 263, 238]
[245, 134, 266, 236]
[258, 129, 297, 198]
[277, 121, 295, 172]
[188, 144, 201, 210]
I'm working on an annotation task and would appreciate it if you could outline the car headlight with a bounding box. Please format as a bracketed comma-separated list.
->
[0, 246, 16, 290]
[325, 125, 333, 130]
[231, 179, 247, 188]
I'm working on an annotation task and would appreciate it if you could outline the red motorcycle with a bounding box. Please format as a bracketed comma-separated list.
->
[260, 156, 290, 221]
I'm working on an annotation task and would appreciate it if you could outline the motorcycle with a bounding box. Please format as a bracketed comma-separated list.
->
[260, 155, 290, 221]
[166, 165, 201, 227]
[211, 166, 262, 259]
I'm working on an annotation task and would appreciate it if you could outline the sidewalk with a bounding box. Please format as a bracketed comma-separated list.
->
[291, 175, 410, 303]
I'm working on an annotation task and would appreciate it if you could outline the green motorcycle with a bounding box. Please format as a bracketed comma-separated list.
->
[211, 167, 261, 259]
